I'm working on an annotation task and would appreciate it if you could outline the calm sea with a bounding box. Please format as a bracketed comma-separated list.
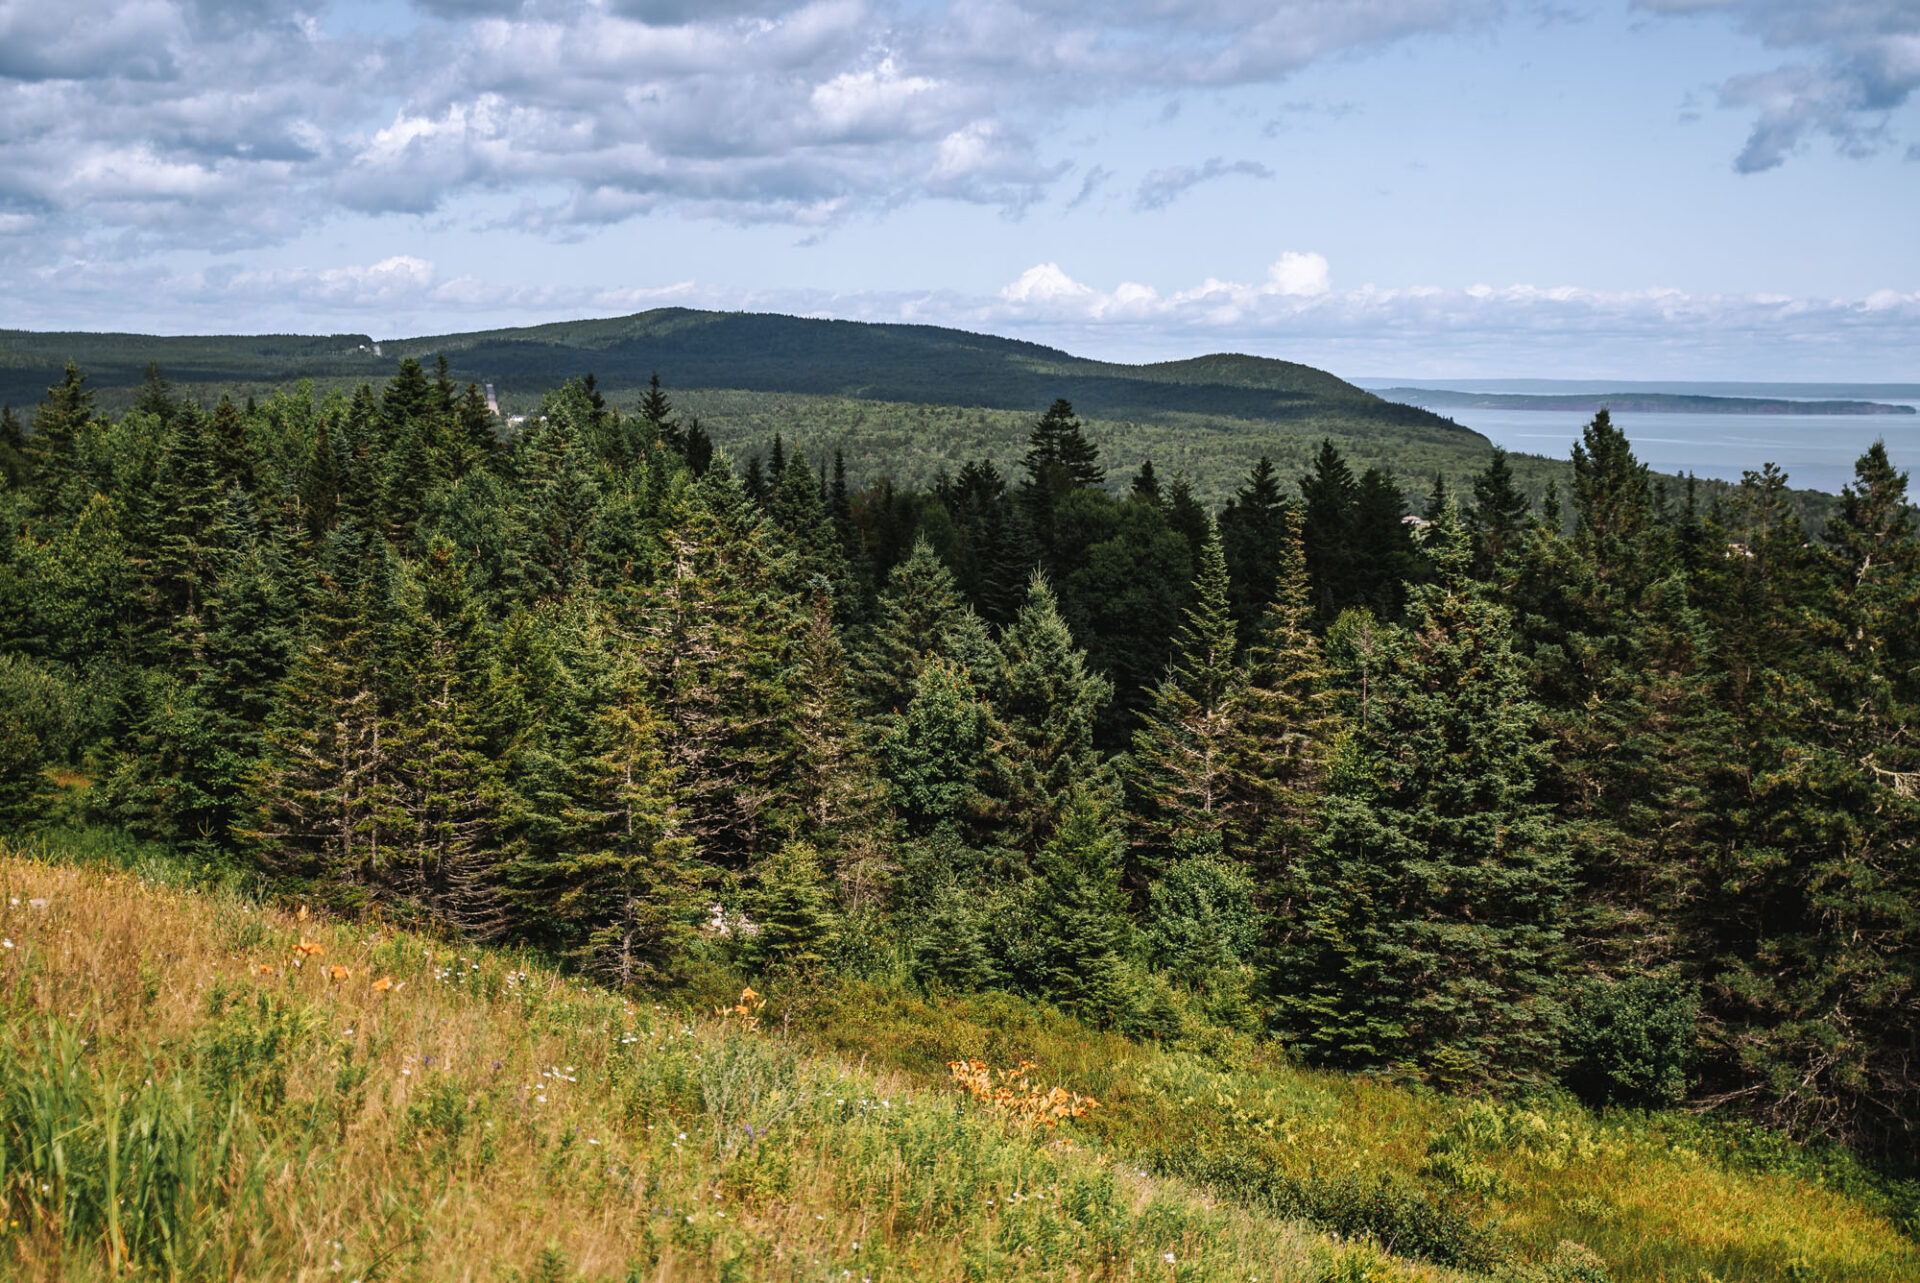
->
[1356, 382, 1920, 495]
[1434, 406, 1920, 495]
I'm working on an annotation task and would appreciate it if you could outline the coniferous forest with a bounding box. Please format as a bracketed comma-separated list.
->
[3, 354, 1917, 1166]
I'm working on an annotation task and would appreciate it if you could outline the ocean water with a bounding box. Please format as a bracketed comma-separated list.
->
[1410, 405, 1920, 495]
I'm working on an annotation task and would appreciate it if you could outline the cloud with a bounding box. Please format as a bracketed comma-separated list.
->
[1636, 0, 1920, 171]
[1132, 157, 1272, 211]
[0, 0, 1495, 251]
[5, 249, 1918, 381]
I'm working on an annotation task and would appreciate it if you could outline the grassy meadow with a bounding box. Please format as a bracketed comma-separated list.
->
[2, 829, 1915, 1282]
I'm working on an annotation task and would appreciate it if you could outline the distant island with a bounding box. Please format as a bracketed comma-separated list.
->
[1379, 388, 1917, 416]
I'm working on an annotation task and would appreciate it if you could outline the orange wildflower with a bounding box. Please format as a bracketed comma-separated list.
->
[370, 976, 394, 992]
[292, 939, 324, 958]
[256, 964, 275, 977]
[327, 964, 351, 982]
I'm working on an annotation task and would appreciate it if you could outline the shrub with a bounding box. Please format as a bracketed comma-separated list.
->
[1563, 974, 1697, 1108]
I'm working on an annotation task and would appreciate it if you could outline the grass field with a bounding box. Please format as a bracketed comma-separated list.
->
[2, 829, 1913, 1282]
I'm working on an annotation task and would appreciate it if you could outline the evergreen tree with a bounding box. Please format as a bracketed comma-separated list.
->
[1466, 447, 1532, 577]
[1217, 456, 1288, 642]
[374, 539, 509, 934]
[28, 360, 96, 517]
[1022, 784, 1132, 1022]
[855, 537, 969, 720]
[1283, 508, 1572, 1083]
[1020, 398, 1102, 561]
[0, 405, 26, 490]
[512, 660, 703, 986]
[881, 657, 1006, 839]
[747, 840, 839, 972]
[1129, 526, 1242, 874]
[791, 583, 882, 843]
[253, 545, 386, 885]
[995, 572, 1111, 851]
[1230, 508, 1338, 881]
[636, 468, 803, 867]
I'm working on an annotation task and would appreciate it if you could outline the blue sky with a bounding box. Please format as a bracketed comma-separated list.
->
[2, 0, 1916, 378]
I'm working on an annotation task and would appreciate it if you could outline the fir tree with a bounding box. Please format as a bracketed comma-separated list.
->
[1023, 783, 1133, 1022]
[1129, 526, 1242, 874]
[1466, 447, 1533, 577]
[1283, 507, 1572, 1084]
[1217, 455, 1288, 642]
[994, 572, 1111, 851]
[855, 537, 969, 720]
[1230, 508, 1338, 881]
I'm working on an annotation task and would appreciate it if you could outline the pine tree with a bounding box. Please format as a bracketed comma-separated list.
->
[1283, 507, 1572, 1084]
[995, 572, 1111, 852]
[1129, 526, 1242, 875]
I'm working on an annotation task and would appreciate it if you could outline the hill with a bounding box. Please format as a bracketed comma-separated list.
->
[3, 830, 1917, 1282]
[0, 312, 1847, 516]
[0, 311, 1501, 508]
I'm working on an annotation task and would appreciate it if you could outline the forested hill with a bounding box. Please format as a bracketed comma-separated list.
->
[0, 309, 1465, 437]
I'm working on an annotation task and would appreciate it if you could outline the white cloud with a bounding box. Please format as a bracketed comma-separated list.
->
[1637, 0, 1920, 171]
[1267, 250, 1330, 297]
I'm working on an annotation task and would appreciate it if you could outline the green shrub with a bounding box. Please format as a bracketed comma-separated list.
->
[1563, 974, 1697, 1108]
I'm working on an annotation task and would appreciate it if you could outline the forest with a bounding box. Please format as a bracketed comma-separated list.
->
[1, 354, 1915, 1168]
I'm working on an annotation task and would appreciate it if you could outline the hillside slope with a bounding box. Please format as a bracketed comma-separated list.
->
[3, 833, 1915, 1283]
[0, 308, 1469, 441]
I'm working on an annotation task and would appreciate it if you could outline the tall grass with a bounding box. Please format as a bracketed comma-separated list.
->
[0, 844, 1417, 1282]
[3, 836, 1914, 1282]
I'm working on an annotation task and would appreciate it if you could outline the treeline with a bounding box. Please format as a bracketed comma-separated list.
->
[1, 358, 1915, 1159]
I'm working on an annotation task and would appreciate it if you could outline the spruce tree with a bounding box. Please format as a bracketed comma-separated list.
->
[855, 537, 969, 720]
[512, 660, 703, 986]
[1283, 507, 1572, 1083]
[1128, 526, 1242, 875]
[1023, 783, 1133, 1022]
[1230, 508, 1338, 880]
[881, 656, 1007, 839]
[1466, 447, 1533, 577]
[27, 360, 94, 517]
[994, 572, 1111, 851]
[1218, 456, 1288, 642]
[374, 538, 509, 934]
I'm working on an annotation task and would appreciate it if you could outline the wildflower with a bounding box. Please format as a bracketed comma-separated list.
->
[371, 976, 393, 992]
[1, 939, 12, 950]
[256, 963, 274, 976]
[293, 939, 324, 958]
[1163, 1252, 1176, 1264]
[328, 964, 351, 982]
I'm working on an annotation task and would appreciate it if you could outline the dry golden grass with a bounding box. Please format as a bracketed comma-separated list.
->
[0, 848, 1459, 1283]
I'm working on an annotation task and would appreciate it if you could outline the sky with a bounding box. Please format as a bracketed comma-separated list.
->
[1, 0, 1917, 379]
